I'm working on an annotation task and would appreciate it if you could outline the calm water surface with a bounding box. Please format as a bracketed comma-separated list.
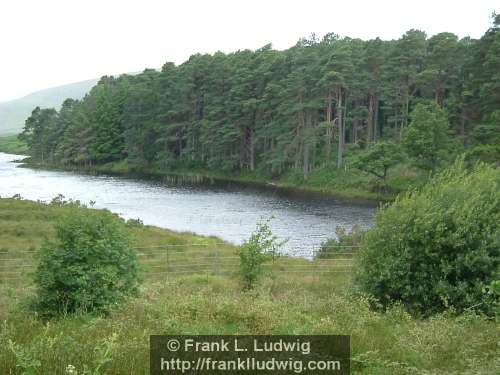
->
[0, 153, 376, 254]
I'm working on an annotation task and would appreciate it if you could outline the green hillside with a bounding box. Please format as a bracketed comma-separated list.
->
[0, 78, 98, 135]
[0, 135, 28, 154]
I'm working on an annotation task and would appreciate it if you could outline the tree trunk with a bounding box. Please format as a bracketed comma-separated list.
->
[249, 138, 255, 171]
[353, 119, 358, 145]
[303, 112, 313, 179]
[374, 93, 379, 140]
[295, 107, 305, 172]
[325, 92, 333, 160]
[303, 142, 309, 179]
[383, 167, 388, 193]
[460, 108, 467, 144]
[367, 92, 374, 146]
[337, 88, 344, 169]
[242, 125, 254, 171]
[400, 88, 410, 140]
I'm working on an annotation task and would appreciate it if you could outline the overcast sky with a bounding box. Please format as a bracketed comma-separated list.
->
[0, 0, 498, 102]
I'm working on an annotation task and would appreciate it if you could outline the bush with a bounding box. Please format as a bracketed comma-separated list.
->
[317, 225, 365, 258]
[465, 144, 500, 166]
[126, 218, 144, 228]
[356, 160, 500, 316]
[238, 218, 284, 289]
[34, 208, 139, 317]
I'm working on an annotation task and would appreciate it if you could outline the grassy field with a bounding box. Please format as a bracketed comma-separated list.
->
[0, 135, 28, 155]
[0, 198, 498, 374]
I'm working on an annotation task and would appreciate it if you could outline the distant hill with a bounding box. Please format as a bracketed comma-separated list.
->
[0, 78, 98, 135]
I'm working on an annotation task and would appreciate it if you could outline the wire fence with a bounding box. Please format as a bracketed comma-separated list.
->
[0, 243, 360, 284]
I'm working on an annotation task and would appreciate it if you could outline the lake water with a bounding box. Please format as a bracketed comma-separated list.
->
[0, 153, 376, 255]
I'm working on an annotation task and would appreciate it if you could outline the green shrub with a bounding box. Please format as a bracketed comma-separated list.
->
[125, 218, 144, 228]
[317, 225, 365, 258]
[356, 160, 500, 315]
[465, 144, 500, 166]
[33, 208, 139, 317]
[238, 218, 284, 289]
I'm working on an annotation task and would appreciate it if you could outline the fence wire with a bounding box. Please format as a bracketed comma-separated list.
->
[0, 243, 359, 283]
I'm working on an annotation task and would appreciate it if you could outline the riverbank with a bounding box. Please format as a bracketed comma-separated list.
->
[0, 198, 498, 374]
[0, 153, 377, 250]
[0, 133, 418, 203]
[20, 158, 417, 203]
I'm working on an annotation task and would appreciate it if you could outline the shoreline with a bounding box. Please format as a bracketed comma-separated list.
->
[17, 158, 385, 206]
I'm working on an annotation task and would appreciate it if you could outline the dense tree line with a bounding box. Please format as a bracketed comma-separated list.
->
[21, 16, 500, 180]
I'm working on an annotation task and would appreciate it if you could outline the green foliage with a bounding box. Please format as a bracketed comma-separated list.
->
[1, 276, 498, 375]
[465, 144, 500, 166]
[7, 334, 117, 375]
[8, 340, 41, 375]
[351, 141, 405, 191]
[357, 160, 500, 315]
[467, 110, 500, 165]
[1, 198, 499, 374]
[125, 218, 144, 228]
[403, 102, 453, 171]
[19, 107, 59, 162]
[472, 110, 500, 145]
[79, 334, 117, 375]
[20, 17, 500, 191]
[0, 135, 28, 155]
[317, 224, 365, 258]
[483, 280, 500, 314]
[238, 218, 284, 289]
[33, 208, 139, 317]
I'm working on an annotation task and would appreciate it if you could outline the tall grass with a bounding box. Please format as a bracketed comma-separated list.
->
[0, 198, 498, 374]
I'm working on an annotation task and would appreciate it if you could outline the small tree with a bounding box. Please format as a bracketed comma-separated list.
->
[351, 141, 404, 192]
[403, 102, 453, 172]
[34, 207, 139, 317]
[238, 218, 284, 289]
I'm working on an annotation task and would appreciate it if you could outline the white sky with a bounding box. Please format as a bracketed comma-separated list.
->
[0, 0, 498, 102]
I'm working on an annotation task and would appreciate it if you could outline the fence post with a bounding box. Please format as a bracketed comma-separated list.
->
[206, 243, 210, 282]
[313, 249, 317, 284]
[213, 242, 219, 277]
[166, 245, 170, 281]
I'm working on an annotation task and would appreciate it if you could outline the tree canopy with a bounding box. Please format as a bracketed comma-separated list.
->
[21, 16, 500, 178]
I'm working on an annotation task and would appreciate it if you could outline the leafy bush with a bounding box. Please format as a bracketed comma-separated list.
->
[465, 144, 500, 166]
[33, 208, 139, 317]
[238, 218, 284, 289]
[356, 160, 500, 315]
[126, 218, 144, 228]
[317, 225, 365, 258]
